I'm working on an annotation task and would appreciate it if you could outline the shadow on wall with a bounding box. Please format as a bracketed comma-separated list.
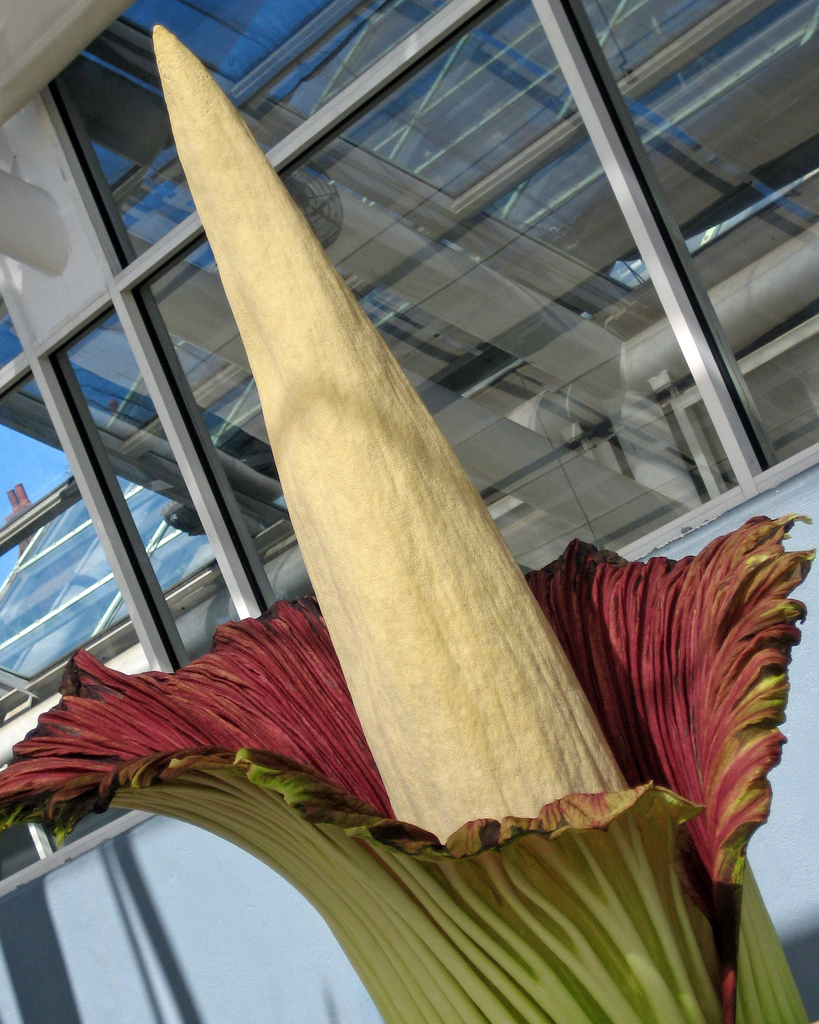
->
[101, 839, 205, 1024]
[783, 928, 819, 1021]
[0, 814, 385, 1024]
[0, 880, 84, 1024]
[0, 831, 205, 1024]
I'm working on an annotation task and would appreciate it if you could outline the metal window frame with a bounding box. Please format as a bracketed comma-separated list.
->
[110, 287, 275, 618]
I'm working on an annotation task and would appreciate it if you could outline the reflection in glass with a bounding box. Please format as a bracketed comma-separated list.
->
[150, 244, 284, 534]
[0, 383, 123, 679]
[66, 318, 217, 597]
[67, 313, 290, 562]
[346, 0, 576, 194]
[150, 0, 735, 570]
[583, 0, 726, 79]
[64, 317, 310, 657]
[0, 299, 23, 366]
[586, 0, 819, 460]
[58, 0, 449, 255]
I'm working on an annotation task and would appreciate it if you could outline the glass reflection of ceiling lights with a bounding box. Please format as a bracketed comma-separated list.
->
[57, 0, 451, 255]
[149, 0, 737, 570]
[584, 0, 819, 461]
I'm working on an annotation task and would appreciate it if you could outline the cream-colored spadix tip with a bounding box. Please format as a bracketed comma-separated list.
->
[153, 26, 210, 93]
[153, 24, 176, 56]
[153, 25, 173, 62]
[154, 28, 192, 102]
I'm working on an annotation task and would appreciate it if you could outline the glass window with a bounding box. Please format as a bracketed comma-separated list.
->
[585, 0, 819, 461]
[65, 316, 218, 600]
[149, 0, 736, 570]
[0, 299, 23, 366]
[63, 314, 309, 651]
[0, 383, 124, 682]
[345, 0, 578, 194]
[58, 0, 450, 256]
[583, 0, 727, 78]
[149, 247, 288, 537]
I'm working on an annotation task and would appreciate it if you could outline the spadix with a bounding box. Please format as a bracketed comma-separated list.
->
[152, 26, 624, 840]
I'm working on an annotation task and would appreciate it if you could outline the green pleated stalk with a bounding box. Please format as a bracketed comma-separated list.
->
[111, 758, 807, 1024]
[736, 871, 807, 1024]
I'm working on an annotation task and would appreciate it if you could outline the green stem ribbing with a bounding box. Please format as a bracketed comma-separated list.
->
[113, 768, 807, 1024]
[737, 868, 808, 1024]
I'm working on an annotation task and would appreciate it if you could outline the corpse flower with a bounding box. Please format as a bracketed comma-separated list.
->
[0, 27, 812, 1024]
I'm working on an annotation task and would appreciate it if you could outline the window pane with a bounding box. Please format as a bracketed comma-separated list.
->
[586, 0, 819, 460]
[584, 0, 727, 78]
[150, 248, 287, 538]
[65, 316, 308, 653]
[65, 317, 218, 602]
[0, 383, 123, 681]
[59, 0, 450, 255]
[344, 0, 577, 194]
[0, 298, 23, 366]
[150, 0, 736, 569]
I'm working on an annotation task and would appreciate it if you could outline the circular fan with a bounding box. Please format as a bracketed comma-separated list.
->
[286, 166, 344, 250]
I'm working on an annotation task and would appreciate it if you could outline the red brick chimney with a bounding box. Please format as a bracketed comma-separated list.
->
[6, 483, 32, 557]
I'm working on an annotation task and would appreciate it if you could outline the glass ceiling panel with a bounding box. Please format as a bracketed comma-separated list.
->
[58, 0, 450, 256]
[344, 0, 578, 194]
[586, 0, 819, 461]
[149, 0, 736, 570]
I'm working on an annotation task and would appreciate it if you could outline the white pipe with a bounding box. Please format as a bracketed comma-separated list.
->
[0, 169, 69, 275]
[621, 225, 819, 389]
